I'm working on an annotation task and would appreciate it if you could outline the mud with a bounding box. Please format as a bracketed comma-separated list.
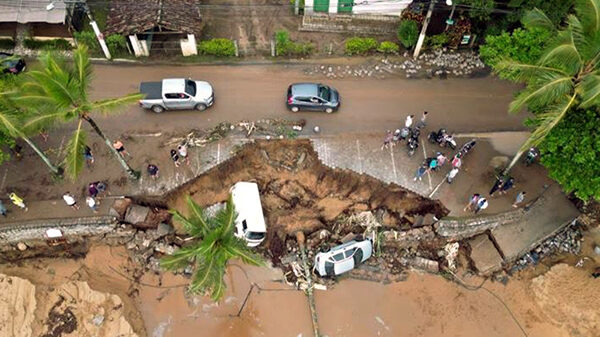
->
[167, 139, 448, 243]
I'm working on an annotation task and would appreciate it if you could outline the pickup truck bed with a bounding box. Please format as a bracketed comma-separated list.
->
[140, 82, 162, 100]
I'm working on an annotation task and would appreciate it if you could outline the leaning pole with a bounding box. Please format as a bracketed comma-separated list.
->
[296, 231, 320, 337]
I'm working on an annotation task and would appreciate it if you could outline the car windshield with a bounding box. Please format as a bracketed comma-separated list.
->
[318, 85, 331, 101]
[185, 80, 196, 96]
[246, 231, 265, 240]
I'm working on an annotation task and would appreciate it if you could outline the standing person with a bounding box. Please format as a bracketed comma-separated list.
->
[88, 183, 99, 198]
[381, 130, 394, 150]
[475, 197, 488, 214]
[9, 192, 27, 211]
[147, 164, 159, 179]
[178, 143, 190, 165]
[489, 176, 504, 197]
[414, 165, 427, 181]
[436, 152, 447, 167]
[0, 200, 7, 216]
[464, 193, 480, 212]
[446, 167, 459, 183]
[86, 196, 99, 213]
[112, 140, 130, 157]
[417, 111, 428, 128]
[62, 192, 79, 210]
[500, 177, 515, 195]
[513, 191, 526, 208]
[451, 154, 462, 169]
[405, 114, 414, 128]
[170, 149, 181, 167]
[83, 145, 94, 167]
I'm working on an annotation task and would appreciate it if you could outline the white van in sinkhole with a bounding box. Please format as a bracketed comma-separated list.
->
[230, 182, 267, 247]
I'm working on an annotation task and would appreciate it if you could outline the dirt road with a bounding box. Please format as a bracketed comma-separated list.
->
[87, 63, 526, 135]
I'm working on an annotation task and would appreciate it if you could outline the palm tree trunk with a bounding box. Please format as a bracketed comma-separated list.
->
[21, 135, 62, 176]
[503, 148, 526, 175]
[82, 115, 140, 180]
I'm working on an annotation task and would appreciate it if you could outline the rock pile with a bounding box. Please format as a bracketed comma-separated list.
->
[304, 51, 488, 80]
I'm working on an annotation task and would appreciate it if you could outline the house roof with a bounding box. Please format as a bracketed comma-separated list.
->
[0, 0, 67, 24]
[105, 0, 203, 36]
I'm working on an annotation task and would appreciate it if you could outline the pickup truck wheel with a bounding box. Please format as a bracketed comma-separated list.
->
[195, 103, 207, 111]
[151, 105, 164, 114]
[291, 106, 299, 112]
[325, 107, 334, 114]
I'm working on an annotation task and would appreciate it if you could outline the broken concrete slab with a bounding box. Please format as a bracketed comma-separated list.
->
[124, 205, 150, 225]
[491, 184, 580, 262]
[468, 234, 503, 275]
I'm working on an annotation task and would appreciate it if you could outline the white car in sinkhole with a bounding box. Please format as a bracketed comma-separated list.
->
[313, 239, 373, 277]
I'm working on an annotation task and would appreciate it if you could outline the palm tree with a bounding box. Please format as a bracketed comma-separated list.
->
[14, 45, 142, 180]
[161, 196, 264, 302]
[496, 0, 600, 172]
[0, 77, 62, 175]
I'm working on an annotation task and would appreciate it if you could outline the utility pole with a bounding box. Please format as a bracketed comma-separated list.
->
[84, 3, 112, 59]
[413, 0, 436, 59]
[413, 0, 452, 59]
[445, 3, 456, 31]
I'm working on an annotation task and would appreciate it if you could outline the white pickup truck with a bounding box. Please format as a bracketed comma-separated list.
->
[139, 78, 214, 113]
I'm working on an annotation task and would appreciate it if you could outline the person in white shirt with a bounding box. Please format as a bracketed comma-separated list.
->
[405, 114, 414, 128]
[63, 192, 79, 210]
[86, 196, 98, 213]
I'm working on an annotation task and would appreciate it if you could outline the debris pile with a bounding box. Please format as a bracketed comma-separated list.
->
[304, 51, 487, 80]
[512, 221, 582, 272]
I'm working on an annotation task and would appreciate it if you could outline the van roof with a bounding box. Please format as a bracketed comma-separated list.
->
[231, 182, 266, 232]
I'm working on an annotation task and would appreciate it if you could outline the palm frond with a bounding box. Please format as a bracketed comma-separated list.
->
[25, 70, 77, 109]
[509, 75, 574, 113]
[575, 0, 600, 33]
[73, 45, 92, 100]
[0, 108, 24, 138]
[538, 31, 583, 74]
[519, 94, 578, 152]
[160, 245, 198, 271]
[170, 209, 205, 238]
[522, 8, 556, 31]
[578, 73, 600, 107]
[214, 195, 237, 236]
[494, 60, 567, 83]
[225, 239, 265, 267]
[90, 93, 143, 115]
[22, 111, 63, 134]
[188, 251, 227, 299]
[185, 195, 211, 236]
[63, 120, 87, 181]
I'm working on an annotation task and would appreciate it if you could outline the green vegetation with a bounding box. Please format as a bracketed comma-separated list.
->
[105, 34, 128, 56]
[377, 41, 400, 54]
[161, 196, 264, 302]
[0, 39, 15, 49]
[495, 0, 600, 200]
[74, 31, 101, 53]
[15, 45, 142, 180]
[537, 110, 600, 201]
[198, 38, 236, 57]
[344, 37, 378, 55]
[275, 30, 314, 56]
[426, 33, 449, 50]
[397, 20, 418, 49]
[23, 38, 72, 51]
[457, 0, 495, 21]
[479, 27, 552, 79]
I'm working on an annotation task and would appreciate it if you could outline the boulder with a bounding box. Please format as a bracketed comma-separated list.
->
[124, 205, 150, 226]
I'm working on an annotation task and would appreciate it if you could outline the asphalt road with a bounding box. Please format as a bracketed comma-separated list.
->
[88, 63, 527, 136]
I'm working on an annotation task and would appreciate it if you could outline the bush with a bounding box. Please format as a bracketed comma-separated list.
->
[275, 30, 314, 56]
[377, 41, 399, 54]
[344, 37, 378, 55]
[0, 39, 15, 49]
[23, 38, 72, 50]
[105, 34, 128, 56]
[397, 20, 419, 49]
[198, 38, 236, 57]
[427, 33, 449, 49]
[74, 31, 101, 52]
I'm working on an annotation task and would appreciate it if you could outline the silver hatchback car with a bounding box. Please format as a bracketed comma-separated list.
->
[314, 239, 373, 277]
[286, 83, 340, 113]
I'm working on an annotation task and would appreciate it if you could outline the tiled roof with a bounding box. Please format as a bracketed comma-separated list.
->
[105, 0, 203, 35]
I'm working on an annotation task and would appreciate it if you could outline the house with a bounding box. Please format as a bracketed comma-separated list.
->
[0, 0, 76, 45]
[104, 0, 203, 57]
[304, 0, 413, 16]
